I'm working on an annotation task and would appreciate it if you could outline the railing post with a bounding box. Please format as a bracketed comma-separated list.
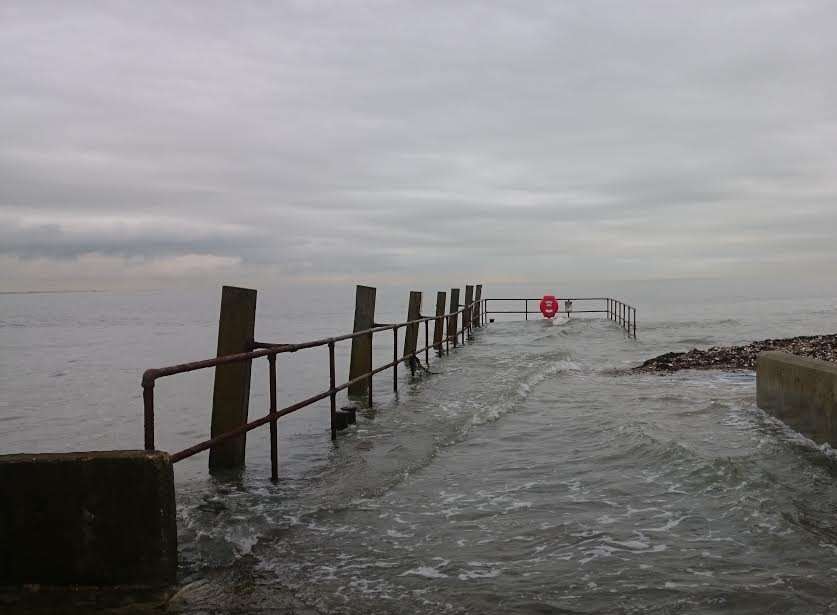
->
[464, 285, 474, 340]
[209, 285, 257, 473]
[348, 285, 376, 398]
[368, 339, 374, 407]
[403, 291, 422, 376]
[433, 291, 446, 355]
[424, 319, 429, 366]
[448, 288, 460, 348]
[143, 382, 155, 451]
[525, 298, 528, 320]
[268, 354, 278, 480]
[473, 284, 482, 328]
[633, 307, 637, 338]
[392, 326, 398, 392]
[328, 341, 337, 441]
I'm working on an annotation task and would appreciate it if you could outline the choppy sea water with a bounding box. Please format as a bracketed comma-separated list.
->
[2, 281, 837, 613]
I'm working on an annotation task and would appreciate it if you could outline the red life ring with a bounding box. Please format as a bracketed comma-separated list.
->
[539, 295, 559, 319]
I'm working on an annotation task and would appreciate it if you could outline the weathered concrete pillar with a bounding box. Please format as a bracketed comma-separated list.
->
[348, 285, 376, 397]
[448, 288, 460, 347]
[757, 351, 837, 446]
[464, 285, 474, 336]
[473, 284, 483, 327]
[209, 286, 257, 472]
[432, 291, 446, 353]
[403, 291, 422, 359]
[0, 450, 177, 586]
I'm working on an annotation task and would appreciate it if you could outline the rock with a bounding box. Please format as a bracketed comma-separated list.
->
[634, 333, 837, 373]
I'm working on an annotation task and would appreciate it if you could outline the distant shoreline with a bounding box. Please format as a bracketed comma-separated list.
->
[635, 333, 837, 373]
[0, 289, 104, 295]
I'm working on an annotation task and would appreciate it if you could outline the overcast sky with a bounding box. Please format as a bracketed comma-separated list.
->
[1, 1, 836, 290]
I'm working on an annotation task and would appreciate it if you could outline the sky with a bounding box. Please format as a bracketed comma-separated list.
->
[1, 1, 836, 291]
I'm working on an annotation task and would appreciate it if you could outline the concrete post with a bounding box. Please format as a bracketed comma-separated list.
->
[403, 291, 422, 359]
[432, 291, 446, 353]
[464, 285, 474, 338]
[209, 286, 257, 472]
[473, 284, 482, 327]
[348, 285, 376, 397]
[448, 288, 460, 348]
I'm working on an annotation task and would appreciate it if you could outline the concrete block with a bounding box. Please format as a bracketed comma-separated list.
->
[0, 450, 177, 586]
[756, 351, 837, 446]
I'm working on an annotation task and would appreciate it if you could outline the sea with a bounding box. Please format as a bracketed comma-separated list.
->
[2, 278, 837, 614]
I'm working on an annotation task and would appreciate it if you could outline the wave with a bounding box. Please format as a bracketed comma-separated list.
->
[641, 318, 741, 331]
[175, 346, 584, 571]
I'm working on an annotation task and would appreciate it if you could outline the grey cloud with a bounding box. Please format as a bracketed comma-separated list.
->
[1, 1, 836, 287]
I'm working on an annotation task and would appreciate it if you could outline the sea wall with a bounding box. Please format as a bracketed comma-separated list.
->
[756, 351, 837, 446]
[0, 450, 176, 586]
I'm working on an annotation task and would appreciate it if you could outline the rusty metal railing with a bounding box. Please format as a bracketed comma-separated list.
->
[141, 301, 480, 479]
[481, 297, 637, 338]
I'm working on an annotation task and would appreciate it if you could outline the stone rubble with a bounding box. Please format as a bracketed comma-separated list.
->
[634, 333, 837, 373]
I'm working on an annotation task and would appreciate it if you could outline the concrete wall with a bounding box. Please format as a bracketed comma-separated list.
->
[756, 351, 837, 446]
[0, 450, 177, 586]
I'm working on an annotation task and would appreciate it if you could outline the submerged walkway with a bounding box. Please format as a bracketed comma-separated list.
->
[161, 318, 837, 614]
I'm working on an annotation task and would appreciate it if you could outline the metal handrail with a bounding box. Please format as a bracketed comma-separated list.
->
[481, 297, 637, 338]
[142, 301, 480, 473]
[142, 293, 633, 478]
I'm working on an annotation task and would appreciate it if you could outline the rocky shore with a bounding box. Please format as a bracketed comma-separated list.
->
[635, 333, 837, 373]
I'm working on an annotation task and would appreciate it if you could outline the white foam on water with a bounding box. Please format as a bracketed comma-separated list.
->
[466, 359, 582, 428]
[605, 538, 650, 550]
[400, 566, 448, 579]
[641, 514, 689, 533]
[458, 567, 501, 580]
[386, 529, 414, 539]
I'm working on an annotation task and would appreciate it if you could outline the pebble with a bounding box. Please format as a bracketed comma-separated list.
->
[634, 333, 837, 373]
